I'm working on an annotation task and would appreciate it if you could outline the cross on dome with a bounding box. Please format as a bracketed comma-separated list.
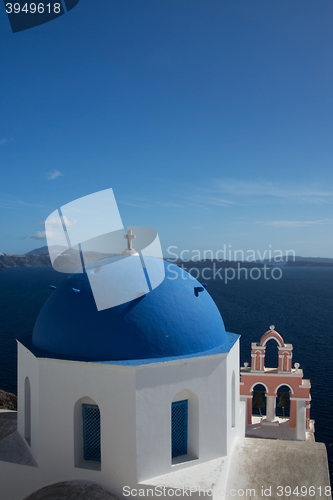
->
[124, 229, 136, 251]
[122, 229, 139, 256]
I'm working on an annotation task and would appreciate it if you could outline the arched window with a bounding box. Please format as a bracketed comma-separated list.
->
[172, 400, 188, 458]
[171, 389, 199, 464]
[24, 377, 31, 446]
[74, 397, 101, 470]
[82, 404, 101, 461]
[231, 371, 236, 428]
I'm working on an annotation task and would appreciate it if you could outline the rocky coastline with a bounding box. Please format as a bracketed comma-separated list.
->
[0, 389, 17, 411]
[0, 253, 51, 271]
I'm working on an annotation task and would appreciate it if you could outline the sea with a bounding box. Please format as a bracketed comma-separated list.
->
[0, 265, 332, 481]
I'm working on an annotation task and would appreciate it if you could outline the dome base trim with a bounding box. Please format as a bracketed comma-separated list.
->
[19, 332, 240, 366]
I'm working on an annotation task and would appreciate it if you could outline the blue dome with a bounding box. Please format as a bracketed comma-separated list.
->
[32, 259, 228, 361]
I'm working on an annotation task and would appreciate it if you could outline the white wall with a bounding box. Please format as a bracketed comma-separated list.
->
[12, 341, 244, 500]
[225, 341, 243, 455]
[17, 342, 40, 463]
[15, 345, 139, 499]
[135, 345, 242, 482]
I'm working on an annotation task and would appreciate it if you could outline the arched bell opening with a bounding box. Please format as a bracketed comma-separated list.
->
[251, 383, 267, 421]
[263, 338, 279, 370]
[275, 384, 292, 420]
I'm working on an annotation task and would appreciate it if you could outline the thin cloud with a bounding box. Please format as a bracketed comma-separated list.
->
[255, 219, 333, 228]
[120, 195, 211, 211]
[43, 216, 77, 228]
[47, 169, 63, 180]
[184, 194, 238, 207]
[0, 202, 15, 209]
[158, 202, 184, 208]
[119, 198, 184, 209]
[26, 231, 46, 240]
[26, 216, 77, 241]
[210, 179, 333, 204]
[0, 138, 7, 145]
[113, 179, 333, 213]
[119, 200, 153, 209]
[16, 200, 47, 208]
[0, 198, 48, 210]
[39, 229, 64, 242]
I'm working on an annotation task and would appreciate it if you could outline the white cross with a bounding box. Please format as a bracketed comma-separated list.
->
[124, 229, 136, 251]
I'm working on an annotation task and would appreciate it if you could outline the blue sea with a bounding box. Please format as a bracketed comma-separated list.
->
[0, 266, 332, 480]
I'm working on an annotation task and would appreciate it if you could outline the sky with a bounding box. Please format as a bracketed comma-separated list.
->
[0, 0, 333, 259]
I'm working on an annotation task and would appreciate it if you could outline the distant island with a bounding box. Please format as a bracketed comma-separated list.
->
[0, 246, 115, 271]
[0, 252, 51, 270]
[285, 260, 333, 267]
[166, 255, 333, 269]
[1, 246, 333, 270]
[170, 259, 268, 269]
[256, 256, 333, 265]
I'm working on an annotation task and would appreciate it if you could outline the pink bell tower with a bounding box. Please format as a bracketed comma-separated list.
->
[240, 326, 313, 441]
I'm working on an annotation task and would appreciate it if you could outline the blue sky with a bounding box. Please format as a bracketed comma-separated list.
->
[0, 0, 333, 258]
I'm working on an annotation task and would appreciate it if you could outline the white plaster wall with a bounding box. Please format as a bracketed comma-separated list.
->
[135, 351, 239, 482]
[6, 343, 244, 500]
[239, 395, 250, 432]
[17, 342, 40, 463]
[35, 357, 138, 495]
[0, 461, 42, 500]
[237, 402, 246, 440]
[7, 353, 140, 500]
[224, 340, 243, 456]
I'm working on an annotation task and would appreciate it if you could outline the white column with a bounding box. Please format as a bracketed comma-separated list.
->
[296, 403, 307, 440]
[266, 396, 276, 422]
[259, 354, 265, 371]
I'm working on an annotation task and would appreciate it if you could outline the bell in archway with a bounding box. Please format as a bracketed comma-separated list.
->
[277, 391, 290, 417]
[253, 390, 265, 416]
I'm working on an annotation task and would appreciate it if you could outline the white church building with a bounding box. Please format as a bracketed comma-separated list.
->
[0, 255, 331, 500]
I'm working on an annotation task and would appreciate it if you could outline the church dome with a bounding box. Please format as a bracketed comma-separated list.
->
[32, 258, 228, 361]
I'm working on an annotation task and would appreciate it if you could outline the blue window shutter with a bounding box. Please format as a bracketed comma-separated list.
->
[82, 404, 101, 461]
[171, 400, 188, 458]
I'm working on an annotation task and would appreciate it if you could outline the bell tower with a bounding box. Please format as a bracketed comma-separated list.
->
[241, 327, 312, 441]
